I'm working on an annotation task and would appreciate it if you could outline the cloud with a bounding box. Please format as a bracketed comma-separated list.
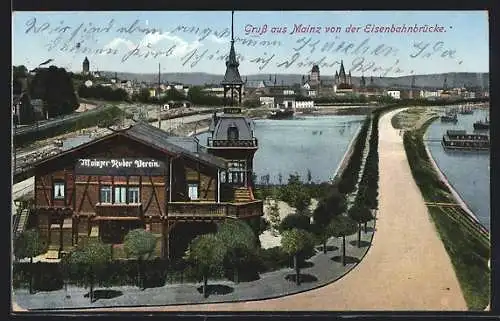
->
[207, 34, 227, 44]
[103, 37, 136, 51]
[103, 32, 202, 58]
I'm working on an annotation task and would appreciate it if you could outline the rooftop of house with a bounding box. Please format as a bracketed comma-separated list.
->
[209, 113, 255, 141]
[33, 121, 228, 170]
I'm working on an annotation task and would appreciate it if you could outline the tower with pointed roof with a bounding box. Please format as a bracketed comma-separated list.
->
[221, 11, 244, 106]
[82, 57, 90, 75]
[333, 60, 353, 94]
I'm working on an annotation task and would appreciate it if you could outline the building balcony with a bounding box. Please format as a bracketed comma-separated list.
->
[167, 200, 263, 219]
[94, 203, 142, 220]
[207, 138, 258, 148]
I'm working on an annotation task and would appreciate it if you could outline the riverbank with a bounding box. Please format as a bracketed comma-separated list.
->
[331, 126, 362, 184]
[402, 117, 490, 310]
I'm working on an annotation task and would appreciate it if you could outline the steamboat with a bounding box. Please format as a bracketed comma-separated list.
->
[442, 130, 489, 151]
[473, 117, 489, 130]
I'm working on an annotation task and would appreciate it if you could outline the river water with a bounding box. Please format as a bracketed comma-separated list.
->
[425, 107, 490, 231]
[197, 115, 366, 184]
[61, 112, 489, 231]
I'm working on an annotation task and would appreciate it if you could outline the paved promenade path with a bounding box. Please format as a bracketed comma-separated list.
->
[13, 108, 467, 312]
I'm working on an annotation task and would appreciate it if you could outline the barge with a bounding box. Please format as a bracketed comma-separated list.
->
[441, 130, 489, 151]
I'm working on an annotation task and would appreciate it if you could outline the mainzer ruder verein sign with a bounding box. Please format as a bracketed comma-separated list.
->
[75, 158, 167, 176]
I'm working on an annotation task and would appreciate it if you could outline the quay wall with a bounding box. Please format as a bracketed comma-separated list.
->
[332, 125, 363, 183]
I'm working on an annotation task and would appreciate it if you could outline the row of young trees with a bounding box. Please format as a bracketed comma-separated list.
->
[14, 228, 158, 302]
[184, 220, 257, 298]
[337, 117, 371, 194]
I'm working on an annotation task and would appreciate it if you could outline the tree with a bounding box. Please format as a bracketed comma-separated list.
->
[328, 215, 358, 266]
[185, 234, 227, 298]
[123, 229, 157, 290]
[13, 229, 43, 294]
[281, 228, 315, 285]
[69, 240, 112, 303]
[30, 65, 79, 117]
[268, 199, 281, 234]
[216, 220, 256, 284]
[306, 169, 312, 184]
[279, 213, 311, 232]
[279, 174, 311, 214]
[312, 188, 347, 253]
[348, 204, 374, 247]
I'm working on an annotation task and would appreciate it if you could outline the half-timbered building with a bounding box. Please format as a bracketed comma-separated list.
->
[31, 121, 263, 259]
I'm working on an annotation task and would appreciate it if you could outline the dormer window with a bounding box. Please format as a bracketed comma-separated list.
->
[227, 126, 239, 141]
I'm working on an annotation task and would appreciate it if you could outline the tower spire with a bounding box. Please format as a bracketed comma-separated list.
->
[231, 10, 234, 42]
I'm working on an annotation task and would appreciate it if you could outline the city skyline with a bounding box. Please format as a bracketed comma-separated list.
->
[12, 11, 489, 76]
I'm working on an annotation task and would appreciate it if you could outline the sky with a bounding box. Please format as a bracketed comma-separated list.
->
[12, 11, 489, 77]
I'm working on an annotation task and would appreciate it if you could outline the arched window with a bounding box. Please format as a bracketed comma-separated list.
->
[227, 125, 239, 141]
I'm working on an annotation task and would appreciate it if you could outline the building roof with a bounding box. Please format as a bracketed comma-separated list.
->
[221, 12, 244, 86]
[33, 121, 227, 170]
[125, 122, 226, 167]
[212, 116, 254, 141]
[311, 64, 320, 73]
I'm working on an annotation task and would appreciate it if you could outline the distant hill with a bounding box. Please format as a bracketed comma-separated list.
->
[100, 71, 489, 90]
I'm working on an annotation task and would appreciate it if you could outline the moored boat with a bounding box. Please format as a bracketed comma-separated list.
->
[473, 117, 489, 130]
[441, 112, 458, 123]
[268, 108, 294, 119]
[459, 105, 474, 115]
[442, 129, 489, 151]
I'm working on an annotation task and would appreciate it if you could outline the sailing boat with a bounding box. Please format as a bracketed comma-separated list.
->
[459, 105, 473, 115]
[441, 107, 458, 123]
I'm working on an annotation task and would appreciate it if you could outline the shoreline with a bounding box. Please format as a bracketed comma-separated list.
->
[331, 125, 362, 183]
[423, 131, 484, 227]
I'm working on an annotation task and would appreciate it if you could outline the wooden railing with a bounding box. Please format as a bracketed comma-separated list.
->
[168, 200, 263, 218]
[95, 203, 142, 218]
[207, 138, 258, 148]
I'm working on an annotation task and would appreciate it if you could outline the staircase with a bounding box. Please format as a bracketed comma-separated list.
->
[14, 209, 30, 238]
[234, 187, 254, 203]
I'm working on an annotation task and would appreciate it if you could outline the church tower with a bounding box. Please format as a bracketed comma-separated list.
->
[82, 57, 90, 75]
[221, 11, 244, 106]
[207, 11, 259, 194]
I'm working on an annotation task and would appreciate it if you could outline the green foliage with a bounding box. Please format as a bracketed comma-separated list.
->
[255, 246, 291, 272]
[279, 214, 311, 232]
[328, 215, 358, 238]
[281, 228, 315, 256]
[70, 240, 112, 270]
[185, 233, 227, 277]
[187, 86, 226, 106]
[279, 174, 311, 213]
[30, 65, 79, 117]
[217, 220, 256, 250]
[268, 200, 281, 232]
[402, 119, 490, 310]
[14, 229, 43, 261]
[123, 229, 157, 260]
[348, 205, 374, 224]
[14, 106, 125, 149]
[78, 85, 129, 102]
[337, 117, 371, 194]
